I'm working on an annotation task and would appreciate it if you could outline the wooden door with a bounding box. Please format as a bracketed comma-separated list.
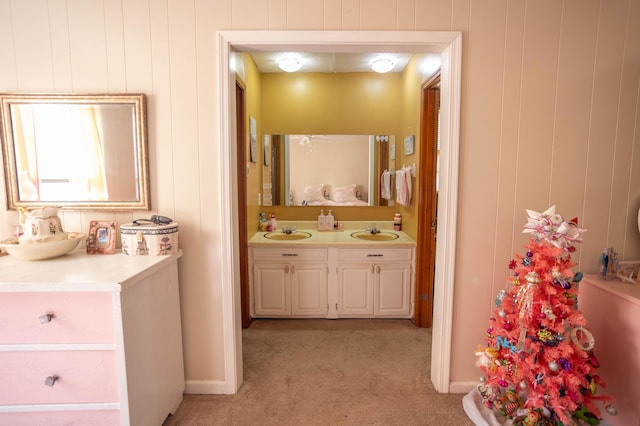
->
[236, 81, 251, 328]
[414, 73, 440, 328]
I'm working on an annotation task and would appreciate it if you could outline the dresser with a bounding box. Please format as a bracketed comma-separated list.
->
[0, 249, 185, 426]
[579, 274, 640, 426]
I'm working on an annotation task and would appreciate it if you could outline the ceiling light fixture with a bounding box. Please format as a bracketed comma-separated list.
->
[278, 57, 303, 72]
[370, 58, 395, 73]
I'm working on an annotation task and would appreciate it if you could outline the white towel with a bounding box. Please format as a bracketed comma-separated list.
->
[380, 169, 392, 200]
[395, 166, 412, 206]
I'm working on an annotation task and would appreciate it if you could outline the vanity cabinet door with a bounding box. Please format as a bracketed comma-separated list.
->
[374, 263, 412, 317]
[253, 264, 290, 316]
[336, 263, 374, 316]
[290, 264, 328, 316]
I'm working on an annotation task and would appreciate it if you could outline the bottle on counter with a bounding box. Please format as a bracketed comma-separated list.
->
[269, 212, 277, 231]
[326, 210, 334, 231]
[394, 213, 402, 231]
[318, 210, 326, 230]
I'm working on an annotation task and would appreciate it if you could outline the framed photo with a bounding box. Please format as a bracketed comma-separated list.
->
[87, 221, 117, 254]
[404, 135, 415, 156]
[249, 116, 257, 163]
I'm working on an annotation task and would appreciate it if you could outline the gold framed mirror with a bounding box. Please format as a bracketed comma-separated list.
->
[0, 93, 150, 210]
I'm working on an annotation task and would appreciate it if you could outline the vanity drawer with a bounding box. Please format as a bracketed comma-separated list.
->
[337, 248, 413, 262]
[0, 292, 115, 345]
[0, 350, 119, 405]
[252, 248, 328, 262]
[0, 410, 120, 426]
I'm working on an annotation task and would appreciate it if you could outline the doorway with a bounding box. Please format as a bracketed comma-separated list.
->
[217, 31, 462, 393]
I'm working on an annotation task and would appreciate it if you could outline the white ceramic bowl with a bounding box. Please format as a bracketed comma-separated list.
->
[0, 233, 85, 261]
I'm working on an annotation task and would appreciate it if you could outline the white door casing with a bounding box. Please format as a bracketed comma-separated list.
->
[216, 30, 461, 394]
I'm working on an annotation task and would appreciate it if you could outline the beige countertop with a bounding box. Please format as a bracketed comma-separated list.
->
[248, 221, 416, 248]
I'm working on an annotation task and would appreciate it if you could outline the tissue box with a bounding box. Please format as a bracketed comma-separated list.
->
[120, 221, 179, 256]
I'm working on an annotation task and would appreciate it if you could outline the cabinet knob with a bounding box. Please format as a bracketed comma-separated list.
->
[44, 375, 59, 386]
[285, 265, 290, 273]
[290, 265, 295, 274]
[39, 313, 54, 324]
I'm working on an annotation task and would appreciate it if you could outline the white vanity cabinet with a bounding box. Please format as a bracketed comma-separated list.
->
[0, 250, 184, 426]
[248, 230, 416, 320]
[251, 248, 328, 317]
[336, 248, 413, 318]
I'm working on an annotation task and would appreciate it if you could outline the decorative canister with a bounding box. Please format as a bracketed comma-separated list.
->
[120, 217, 179, 256]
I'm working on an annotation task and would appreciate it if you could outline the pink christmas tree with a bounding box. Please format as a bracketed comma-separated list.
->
[474, 206, 614, 425]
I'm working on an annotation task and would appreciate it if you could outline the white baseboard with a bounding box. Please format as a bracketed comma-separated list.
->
[448, 381, 478, 394]
[184, 380, 236, 394]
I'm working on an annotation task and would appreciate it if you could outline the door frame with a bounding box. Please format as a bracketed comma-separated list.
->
[216, 30, 462, 393]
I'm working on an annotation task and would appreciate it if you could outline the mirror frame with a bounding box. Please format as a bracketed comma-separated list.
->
[0, 93, 150, 211]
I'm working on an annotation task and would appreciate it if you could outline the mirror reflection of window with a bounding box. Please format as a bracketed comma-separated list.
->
[13, 104, 109, 201]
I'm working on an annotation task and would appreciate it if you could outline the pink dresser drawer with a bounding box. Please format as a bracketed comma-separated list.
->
[0, 351, 119, 404]
[0, 292, 115, 344]
[0, 410, 120, 425]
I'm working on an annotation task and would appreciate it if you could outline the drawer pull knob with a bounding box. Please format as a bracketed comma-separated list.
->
[39, 314, 54, 324]
[44, 375, 59, 386]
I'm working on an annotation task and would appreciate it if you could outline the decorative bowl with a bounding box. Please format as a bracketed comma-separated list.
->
[0, 233, 85, 261]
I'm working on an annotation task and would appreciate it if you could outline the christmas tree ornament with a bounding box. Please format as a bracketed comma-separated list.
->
[498, 309, 506, 318]
[606, 404, 618, 415]
[548, 360, 560, 372]
[570, 326, 595, 351]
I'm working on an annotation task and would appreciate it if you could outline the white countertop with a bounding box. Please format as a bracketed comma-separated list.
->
[0, 248, 183, 292]
[248, 221, 416, 248]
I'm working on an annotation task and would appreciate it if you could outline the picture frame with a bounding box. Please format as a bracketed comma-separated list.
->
[87, 221, 117, 254]
[404, 135, 415, 156]
[249, 116, 257, 163]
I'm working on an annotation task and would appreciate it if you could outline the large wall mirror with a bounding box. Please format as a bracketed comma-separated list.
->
[263, 134, 394, 207]
[0, 93, 150, 210]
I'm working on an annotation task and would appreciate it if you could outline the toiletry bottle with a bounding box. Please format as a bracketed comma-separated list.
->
[269, 212, 277, 231]
[394, 213, 402, 231]
[318, 210, 326, 230]
[326, 210, 334, 231]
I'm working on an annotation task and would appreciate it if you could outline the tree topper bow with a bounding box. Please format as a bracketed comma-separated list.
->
[522, 205, 586, 248]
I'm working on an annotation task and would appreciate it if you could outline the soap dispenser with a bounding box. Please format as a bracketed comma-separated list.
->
[269, 212, 277, 231]
[326, 209, 334, 230]
[318, 209, 326, 230]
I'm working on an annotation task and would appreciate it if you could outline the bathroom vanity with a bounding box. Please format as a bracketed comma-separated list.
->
[0, 249, 184, 426]
[248, 225, 416, 319]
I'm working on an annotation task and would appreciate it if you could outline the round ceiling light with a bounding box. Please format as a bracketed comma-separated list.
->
[370, 58, 395, 73]
[278, 57, 303, 72]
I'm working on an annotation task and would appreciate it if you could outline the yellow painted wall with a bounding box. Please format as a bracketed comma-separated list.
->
[257, 70, 428, 229]
[237, 53, 263, 236]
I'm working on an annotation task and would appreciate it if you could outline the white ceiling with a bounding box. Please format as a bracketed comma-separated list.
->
[249, 52, 415, 73]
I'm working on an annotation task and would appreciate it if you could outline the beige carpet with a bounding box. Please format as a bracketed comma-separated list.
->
[164, 319, 473, 426]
